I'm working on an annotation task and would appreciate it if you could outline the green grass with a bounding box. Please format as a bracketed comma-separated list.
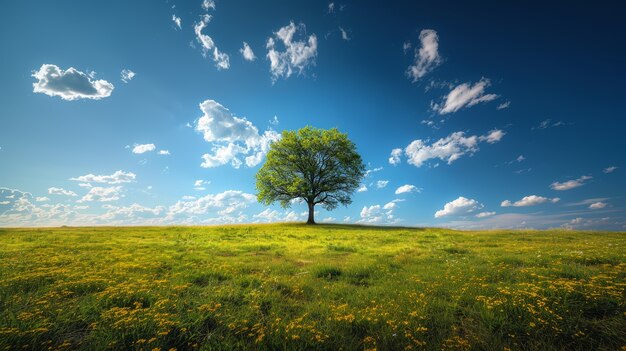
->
[0, 224, 624, 350]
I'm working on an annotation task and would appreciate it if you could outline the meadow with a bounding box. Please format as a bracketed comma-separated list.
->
[0, 224, 624, 350]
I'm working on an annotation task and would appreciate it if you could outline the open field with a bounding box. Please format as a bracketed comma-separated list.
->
[0, 224, 624, 350]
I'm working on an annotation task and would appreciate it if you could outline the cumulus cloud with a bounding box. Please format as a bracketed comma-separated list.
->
[501, 195, 560, 207]
[202, 0, 215, 10]
[407, 29, 441, 82]
[48, 187, 77, 197]
[357, 184, 368, 192]
[359, 203, 397, 224]
[431, 78, 498, 114]
[158, 150, 170, 155]
[70, 170, 136, 185]
[376, 180, 389, 189]
[120, 69, 135, 83]
[589, 202, 607, 209]
[100, 203, 165, 221]
[240, 42, 256, 61]
[194, 179, 210, 191]
[132, 144, 156, 154]
[603, 166, 617, 174]
[194, 12, 230, 70]
[32, 64, 114, 101]
[478, 129, 506, 144]
[550, 175, 592, 191]
[395, 184, 420, 195]
[195, 99, 280, 168]
[78, 186, 123, 203]
[266, 21, 318, 82]
[172, 14, 182, 29]
[435, 197, 483, 218]
[476, 211, 496, 218]
[400, 129, 503, 168]
[389, 148, 402, 165]
[167, 190, 255, 221]
[35, 197, 50, 202]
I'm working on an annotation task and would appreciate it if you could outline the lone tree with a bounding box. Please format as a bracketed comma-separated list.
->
[256, 126, 366, 224]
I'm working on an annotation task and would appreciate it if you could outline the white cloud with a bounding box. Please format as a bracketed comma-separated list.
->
[100, 203, 165, 221]
[532, 119, 565, 130]
[407, 29, 441, 82]
[132, 144, 156, 154]
[497, 101, 511, 110]
[328, 2, 335, 13]
[388, 148, 402, 165]
[364, 166, 383, 177]
[550, 176, 592, 191]
[35, 197, 49, 202]
[376, 180, 389, 189]
[194, 14, 230, 70]
[517, 155, 525, 162]
[157, 150, 170, 156]
[194, 179, 210, 191]
[589, 202, 607, 209]
[435, 196, 483, 218]
[70, 170, 136, 185]
[357, 184, 368, 192]
[172, 14, 182, 29]
[120, 69, 135, 83]
[266, 21, 318, 82]
[240, 42, 256, 61]
[339, 27, 350, 40]
[395, 184, 419, 194]
[603, 166, 617, 174]
[48, 187, 77, 197]
[476, 211, 496, 218]
[359, 204, 396, 224]
[195, 99, 281, 168]
[167, 190, 255, 220]
[501, 195, 560, 207]
[78, 186, 123, 203]
[478, 129, 506, 144]
[269, 116, 279, 125]
[431, 78, 498, 114]
[32, 64, 114, 101]
[202, 0, 215, 10]
[401, 129, 504, 168]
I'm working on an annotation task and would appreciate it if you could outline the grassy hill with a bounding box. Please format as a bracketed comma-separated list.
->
[0, 224, 624, 350]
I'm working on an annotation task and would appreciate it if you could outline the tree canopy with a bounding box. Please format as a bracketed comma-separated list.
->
[256, 126, 365, 224]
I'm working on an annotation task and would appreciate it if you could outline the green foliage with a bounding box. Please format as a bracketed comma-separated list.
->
[0, 225, 624, 350]
[256, 126, 365, 223]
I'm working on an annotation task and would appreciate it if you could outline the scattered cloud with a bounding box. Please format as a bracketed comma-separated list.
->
[476, 211, 496, 218]
[240, 42, 256, 61]
[435, 196, 483, 218]
[364, 166, 383, 177]
[194, 180, 210, 191]
[70, 170, 136, 185]
[339, 27, 350, 40]
[389, 148, 402, 165]
[603, 166, 617, 174]
[357, 184, 368, 192]
[359, 203, 397, 224]
[478, 129, 506, 144]
[167, 190, 255, 221]
[202, 0, 215, 11]
[589, 202, 607, 209]
[48, 187, 77, 197]
[120, 69, 135, 83]
[195, 99, 280, 168]
[158, 150, 170, 155]
[132, 144, 156, 154]
[269, 116, 279, 125]
[431, 78, 498, 114]
[532, 119, 565, 130]
[194, 12, 230, 70]
[501, 195, 560, 207]
[35, 197, 49, 202]
[395, 184, 420, 194]
[77, 186, 123, 203]
[266, 21, 318, 82]
[550, 175, 592, 191]
[328, 2, 335, 13]
[407, 29, 441, 82]
[375, 180, 389, 189]
[32, 64, 114, 101]
[172, 14, 182, 29]
[400, 129, 504, 168]
[496, 101, 511, 110]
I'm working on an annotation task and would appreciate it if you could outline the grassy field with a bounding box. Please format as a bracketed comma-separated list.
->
[0, 224, 624, 350]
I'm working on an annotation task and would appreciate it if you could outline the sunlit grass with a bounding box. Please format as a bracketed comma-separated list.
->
[0, 224, 624, 350]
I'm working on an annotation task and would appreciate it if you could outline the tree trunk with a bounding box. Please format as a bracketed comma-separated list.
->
[306, 202, 316, 224]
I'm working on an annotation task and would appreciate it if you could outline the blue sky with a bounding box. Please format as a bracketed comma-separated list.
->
[0, 0, 624, 230]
